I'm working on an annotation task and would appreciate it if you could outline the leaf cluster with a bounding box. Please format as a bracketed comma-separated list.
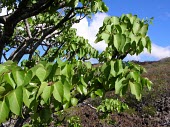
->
[95, 14, 152, 62]
[0, 58, 152, 125]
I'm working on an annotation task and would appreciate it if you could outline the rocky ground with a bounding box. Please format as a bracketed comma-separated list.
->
[58, 57, 170, 127]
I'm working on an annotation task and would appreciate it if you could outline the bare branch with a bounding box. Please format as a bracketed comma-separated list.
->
[29, 8, 75, 56]
[3, 53, 7, 61]
[41, 45, 51, 57]
[24, 19, 32, 38]
[0, 17, 5, 24]
[8, 38, 35, 62]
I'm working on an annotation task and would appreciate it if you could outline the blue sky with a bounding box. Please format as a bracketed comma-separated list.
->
[73, 0, 170, 62]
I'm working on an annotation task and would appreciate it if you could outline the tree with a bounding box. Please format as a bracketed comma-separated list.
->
[0, 0, 152, 126]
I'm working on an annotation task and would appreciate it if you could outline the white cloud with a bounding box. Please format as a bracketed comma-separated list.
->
[144, 43, 170, 59]
[72, 13, 108, 51]
[125, 54, 141, 61]
[0, 8, 12, 16]
[126, 43, 170, 61]
[0, 8, 7, 16]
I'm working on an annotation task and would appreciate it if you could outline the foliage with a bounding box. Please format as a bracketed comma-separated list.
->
[0, 59, 152, 125]
[95, 14, 152, 62]
[67, 116, 81, 127]
[0, 0, 153, 126]
[97, 98, 129, 113]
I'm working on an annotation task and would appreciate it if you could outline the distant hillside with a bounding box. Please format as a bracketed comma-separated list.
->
[159, 57, 170, 62]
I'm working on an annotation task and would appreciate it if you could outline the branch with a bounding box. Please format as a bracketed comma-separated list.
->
[8, 38, 35, 62]
[0, 0, 54, 50]
[0, 0, 55, 63]
[41, 45, 51, 57]
[29, 8, 75, 57]
[13, 0, 55, 24]
[8, 40, 26, 60]
[24, 19, 32, 38]
[14, 107, 30, 127]
[0, 17, 5, 24]
[18, 0, 30, 9]
[2, 53, 7, 61]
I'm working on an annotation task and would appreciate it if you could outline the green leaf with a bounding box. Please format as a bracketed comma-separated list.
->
[91, 1, 98, 12]
[140, 37, 147, 47]
[23, 70, 33, 86]
[122, 40, 131, 53]
[101, 1, 108, 12]
[103, 16, 110, 25]
[115, 77, 126, 94]
[79, 48, 85, 58]
[139, 24, 148, 36]
[36, 67, 47, 81]
[145, 36, 152, 53]
[71, 98, 78, 106]
[63, 101, 70, 109]
[23, 88, 34, 107]
[131, 34, 141, 44]
[12, 70, 25, 87]
[110, 16, 119, 25]
[45, 63, 53, 78]
[61, 64, 73, 77]
[77, 84, 87, 95]
[101, 32, 110, 44]
[80, 75, 87, 87]
[53, 81, 63, 102]
[4, 73, 16, 89]
[115, 25, 122, 33]
[102, 63, 110, 78]
[113, 34, 122, 50]
[22, 123, 32, 127]
[143, 78, 152, 91]
[3, 60, 15, 66]
[129, 81, 141, 100]
[0, 86, 5, 95]
[126, 14, 137, 24]
[71, 44, 77, 51]
[129, 71, 140, 82]
[146, 79, 152, 91]
[41, 85, 53, 103]
[7, 86, 23, 115]
[114, 60, 123, 74]
[120, 23, 127, 33]
[37, 82, 47, 99]
[80, 0, 85, 4]
[56, 67, 61, 75]
[84, 62, 92, 69]
[95, 89, 104, 97]
[0, 99, 9, 124]
[106, 25, 112, 33]
[133, 19, 141, 34]
[63, 80, 71, 101]
[0, 65, 9, 75]
[110, 61, 116, 77]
